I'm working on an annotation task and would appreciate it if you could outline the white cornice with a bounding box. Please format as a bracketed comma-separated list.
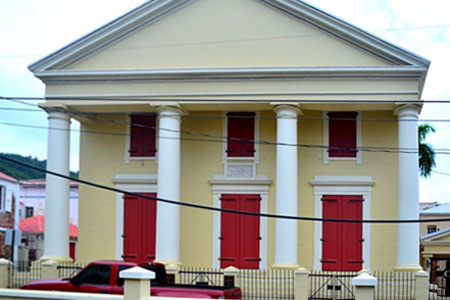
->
[34, 66, 427, 83]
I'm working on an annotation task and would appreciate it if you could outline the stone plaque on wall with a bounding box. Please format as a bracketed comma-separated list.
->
[226, 164, 254, 178]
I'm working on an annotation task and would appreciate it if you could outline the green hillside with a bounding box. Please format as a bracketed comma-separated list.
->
[0, 153, 78, 180]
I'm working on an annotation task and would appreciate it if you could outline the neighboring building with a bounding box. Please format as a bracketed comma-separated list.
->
[0, 172, 20, 260]
[420, 203, 450, 276]
[30, 0, 429, 271]
[19, 215, 78, 262]
[420, 203, 450, 237]
[19, 179, 79, 225]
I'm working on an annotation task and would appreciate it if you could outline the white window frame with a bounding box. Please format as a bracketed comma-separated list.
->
[209, 175, 271, 269]
[222, 111, 260, 178]
[112, 173, 157, 260]
[323, 111, 362, 165]
[124, 114, 158, 163]
[0, 185, 4, 211]
[310, 175, 374, 271]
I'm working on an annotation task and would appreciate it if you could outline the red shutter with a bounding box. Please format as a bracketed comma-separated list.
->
[328, 112, 357, 158]
[322, 195, 341, 271]
[342, 196, 363, 271]
[142, 194, 157, 262]
[130, 115, 156, 157]
[220, 195, 239, 268]
[123, 195, 140, 262]
[69, 242, 76, 260]
[227, 113, 255, 157]
[240, 195, 261, 269]
[123, 193, 157, 264]
[220, 194, 261, 269]
[322, 195, 363, 271]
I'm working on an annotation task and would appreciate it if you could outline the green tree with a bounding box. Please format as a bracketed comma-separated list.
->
[419, 124, 436, 177]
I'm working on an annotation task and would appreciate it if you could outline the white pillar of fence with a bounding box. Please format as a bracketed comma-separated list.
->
[294, 268, 309, 300]
[0, 259, 11, 288]
[120, 266, 155, 300]
[42, 261, 58, 280]
[415, 270, 429, 300]
[352, 271, 377, 300]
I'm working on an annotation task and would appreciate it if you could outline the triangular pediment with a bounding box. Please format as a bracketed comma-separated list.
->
[30, 0, 429, 74]
[422, 228, 450, 243]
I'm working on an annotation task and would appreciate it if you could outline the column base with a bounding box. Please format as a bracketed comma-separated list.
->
[394, 264, 423, 272]
[39, 256, 73, 263]
[272, 262, 301, 270]
[154, 260, 182, 269]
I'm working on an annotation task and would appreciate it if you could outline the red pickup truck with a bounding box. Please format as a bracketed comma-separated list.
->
[21, 260, 241, 299]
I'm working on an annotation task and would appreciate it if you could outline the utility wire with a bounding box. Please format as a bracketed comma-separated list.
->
[0, 117, 448, 155]
[0, 23, 448, 59]
[0, 154, 444, 224]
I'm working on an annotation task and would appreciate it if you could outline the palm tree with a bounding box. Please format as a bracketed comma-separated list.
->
[419, 124, 436, 177]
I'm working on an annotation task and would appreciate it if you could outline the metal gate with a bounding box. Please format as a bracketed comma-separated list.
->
[309, 272, 357, 300]
[429, 259, 450, 298]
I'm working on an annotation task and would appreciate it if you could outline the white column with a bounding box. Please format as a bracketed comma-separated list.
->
[273, 105, 301, 269]
[156, 106, 182, 266]
[395, 104, 422, 271]
[42, 110, 72, 262]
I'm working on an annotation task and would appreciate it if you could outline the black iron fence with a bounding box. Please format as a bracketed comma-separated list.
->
[239, 268, 295, 300]
[373, 271, 415, 300]
[8, 261, 42, 289]
[178, 266, 224, 286]
[308, 271, 415, 300]
[179, 266, 295, 299]
[309, 271, 357, 300]
[57, 261, 86, 279]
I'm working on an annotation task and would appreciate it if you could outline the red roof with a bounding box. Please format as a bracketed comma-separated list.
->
[19, 215, 78, 238]
[0, 172, 17, 183]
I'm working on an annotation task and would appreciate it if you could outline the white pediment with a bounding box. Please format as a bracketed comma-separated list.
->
[30, 0, 429, 74]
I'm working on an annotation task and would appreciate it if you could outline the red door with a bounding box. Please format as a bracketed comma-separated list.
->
[69, 242, 76, 260]
[322, 195, 363, 271]
[123, 193, 157, 264]
[220, 194, 261, 269]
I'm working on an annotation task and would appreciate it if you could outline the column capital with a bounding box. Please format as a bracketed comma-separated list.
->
[394, 104, 421, 118]
[156, 105, 185, 118]
[46, 109, 71, 122]
[273, 104, 303, 117]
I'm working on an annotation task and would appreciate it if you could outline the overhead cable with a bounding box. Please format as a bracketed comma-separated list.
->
[0, 154, 445, 224]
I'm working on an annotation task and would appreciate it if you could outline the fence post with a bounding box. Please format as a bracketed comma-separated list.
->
[0, 259, 12, 288]
[352, 270, 377, 300]
[165, 264, 180, 284]
[415, 270, 429, 300]
[224, 266, 240, 288]
[120, 266, 155, 300]
[294, 267, 309, 300]
[42, 260, 58, 279]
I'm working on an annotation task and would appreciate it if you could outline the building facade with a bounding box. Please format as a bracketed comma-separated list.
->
[29, 0, 429, 271]
[0, 172, 20, 260]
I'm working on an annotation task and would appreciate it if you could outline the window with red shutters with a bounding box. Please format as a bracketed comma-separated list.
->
[227, 112, 255, 157]
[129, 115, 156, 157]
[220, 194, 261, 269]
[328, 112, 357, 158]
[123, 193, 157, 264]
[322, 195, 363, 271]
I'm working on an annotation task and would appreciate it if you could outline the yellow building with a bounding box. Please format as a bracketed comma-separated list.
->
[30, 0, 429, 271]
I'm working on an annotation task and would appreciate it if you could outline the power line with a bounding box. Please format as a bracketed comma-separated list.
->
[0, 153, 445, 224]
[0, 23, 448, 59]
[0, 116, 448, 155]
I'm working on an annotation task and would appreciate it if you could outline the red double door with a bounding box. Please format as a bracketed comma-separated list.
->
[322, 195, 363, 271]
[220, 194, 261, 269]
[123, 193, 157, 264]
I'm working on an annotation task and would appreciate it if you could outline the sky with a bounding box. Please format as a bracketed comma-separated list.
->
[0, 0, 449, 202]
